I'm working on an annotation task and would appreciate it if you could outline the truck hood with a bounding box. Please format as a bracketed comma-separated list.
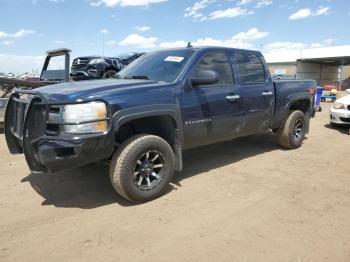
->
[35, 79, 165, 102]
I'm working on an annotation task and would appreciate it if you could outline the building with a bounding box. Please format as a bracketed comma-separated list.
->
[264, 45, 350, 88]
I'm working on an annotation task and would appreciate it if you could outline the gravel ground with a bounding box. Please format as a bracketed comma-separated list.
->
[0, 102, 350, 262]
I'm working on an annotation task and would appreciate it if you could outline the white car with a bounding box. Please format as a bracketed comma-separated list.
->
[330, 89, 350, 126]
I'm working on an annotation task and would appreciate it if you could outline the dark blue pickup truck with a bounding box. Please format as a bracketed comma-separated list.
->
[5, 47, 316, 203]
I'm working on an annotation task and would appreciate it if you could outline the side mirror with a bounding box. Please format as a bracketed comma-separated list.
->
[346, 89, 350, 95]
[190, 69, 219, 87]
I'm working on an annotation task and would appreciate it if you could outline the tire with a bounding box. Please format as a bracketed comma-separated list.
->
[109, 134, 175, 203]
[277, 110, 306, 149]
[103, 70, 117, 79]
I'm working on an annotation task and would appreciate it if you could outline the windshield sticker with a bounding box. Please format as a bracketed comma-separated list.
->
[165, 56, 185, 63]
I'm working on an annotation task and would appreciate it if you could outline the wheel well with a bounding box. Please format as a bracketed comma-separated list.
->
[116, 116, 177, 148]
[104, 67, 117, 73]
[289, 99, 310, 114]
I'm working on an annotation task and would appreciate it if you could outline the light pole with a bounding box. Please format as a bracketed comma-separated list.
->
[100, 29, 109, 56]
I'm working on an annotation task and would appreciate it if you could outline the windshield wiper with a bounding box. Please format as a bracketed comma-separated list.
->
[123, 75, 149, 80]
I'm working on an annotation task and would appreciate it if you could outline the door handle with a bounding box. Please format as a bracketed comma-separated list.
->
[262, 91, 273, 96]
[226, 95, 240, 101]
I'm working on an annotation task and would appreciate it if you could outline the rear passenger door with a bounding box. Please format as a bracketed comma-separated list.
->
[233, 51, 274, 134]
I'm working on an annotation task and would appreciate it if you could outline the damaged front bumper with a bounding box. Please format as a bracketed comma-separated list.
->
[5, 90, 114, 174]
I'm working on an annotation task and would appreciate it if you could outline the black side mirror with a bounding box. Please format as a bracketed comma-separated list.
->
[190, 69, 219, 87]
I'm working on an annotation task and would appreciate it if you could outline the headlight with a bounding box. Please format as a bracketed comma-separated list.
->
[88, 58, 105, 65]
[62, 101, 107, 134]
[332, 102, 345, 110]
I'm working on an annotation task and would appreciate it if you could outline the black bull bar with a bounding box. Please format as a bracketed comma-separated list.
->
[5, 90, 49, 172]
[5, 89, 115, 174]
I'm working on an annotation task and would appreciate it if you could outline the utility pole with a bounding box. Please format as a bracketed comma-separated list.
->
[338, 59, 344, 98]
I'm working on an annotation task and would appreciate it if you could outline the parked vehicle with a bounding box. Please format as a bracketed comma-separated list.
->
[70, 52, 144, 80]
[272, 74, 296, 80]
[0, 48, 71, 127]
[330, 89, 350, 126]
[5, 47, 316, 203]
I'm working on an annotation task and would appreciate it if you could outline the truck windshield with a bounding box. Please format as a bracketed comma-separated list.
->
[117, 49, 195, 83]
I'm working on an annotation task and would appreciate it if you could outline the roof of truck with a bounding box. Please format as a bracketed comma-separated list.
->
[157, 46, 262, 54]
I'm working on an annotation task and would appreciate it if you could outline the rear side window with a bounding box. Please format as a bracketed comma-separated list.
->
[234, 52, 266, 84]
[193, 52, 234, 85]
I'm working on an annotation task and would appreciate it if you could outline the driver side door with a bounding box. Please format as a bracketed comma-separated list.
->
[181, 51, 244, 149]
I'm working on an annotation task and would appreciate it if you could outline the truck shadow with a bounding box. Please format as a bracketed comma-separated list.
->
[21, 133, 280, 209]
[175, 133, 279, 184]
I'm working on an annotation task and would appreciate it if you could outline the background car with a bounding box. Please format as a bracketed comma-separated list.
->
[330, 89, 350, 126]
[70, 52, 144, 81]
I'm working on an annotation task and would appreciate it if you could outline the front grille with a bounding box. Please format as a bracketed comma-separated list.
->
[72, 58, 89, 67]
[340, 117, 350, 123]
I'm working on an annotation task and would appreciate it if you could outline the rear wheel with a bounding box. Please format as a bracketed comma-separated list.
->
[109, 134, 175, 203]
[277, 110, 306, 149]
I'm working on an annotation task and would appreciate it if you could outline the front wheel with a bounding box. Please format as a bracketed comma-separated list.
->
[277, 110, 306, 149]
[110, 134, 175, 203]
[103, 70, 117, 79]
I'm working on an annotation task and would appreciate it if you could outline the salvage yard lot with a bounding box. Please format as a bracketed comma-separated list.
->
[1, 103, 350, 262]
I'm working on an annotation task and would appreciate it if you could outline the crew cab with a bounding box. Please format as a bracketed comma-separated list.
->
[5, 47, 316, 203]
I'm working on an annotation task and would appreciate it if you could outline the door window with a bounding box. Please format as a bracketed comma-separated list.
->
[234, 52, 266, 84]
[192, 52, 234, 86]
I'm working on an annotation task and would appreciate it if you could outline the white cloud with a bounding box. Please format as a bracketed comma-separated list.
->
[185, 0, 263, 22]
[264, 41, 307, 50]
[159, 41, 187, 49]
[184, 0, 216, 21]
[118, 34, 158, 48]
[106, 40, 118, 46]
[289, 8, 311, 20]
[255, 0, 272, 8]
[263, 39, 337, 62]
[100, 29, 109, 34]
[209, 7, 254, 20]
[194, 27, 268, 48]
[134, 26, 151, 32]
[314, 6, 330, 16]
[0, 29, 35, 39]
[0, 54, 45, 74]
[89, 0, 167, 7]
[237, 0, 254, 5]
[238, 0, 272, 8]
[289, 6, 330, 20]
[159, 28, 268, 50]
[232, 27, 268, 40]
[49, 0, 64, 2]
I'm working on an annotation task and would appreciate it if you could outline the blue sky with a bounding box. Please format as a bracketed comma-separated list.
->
[0, 0, 349, 73]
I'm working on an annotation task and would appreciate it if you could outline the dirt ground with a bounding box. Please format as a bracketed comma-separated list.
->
[1, 103, 350, 262]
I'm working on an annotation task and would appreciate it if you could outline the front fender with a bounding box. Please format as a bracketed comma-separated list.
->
[112, 104, 183, 142]
[112, 104, 184, 171]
